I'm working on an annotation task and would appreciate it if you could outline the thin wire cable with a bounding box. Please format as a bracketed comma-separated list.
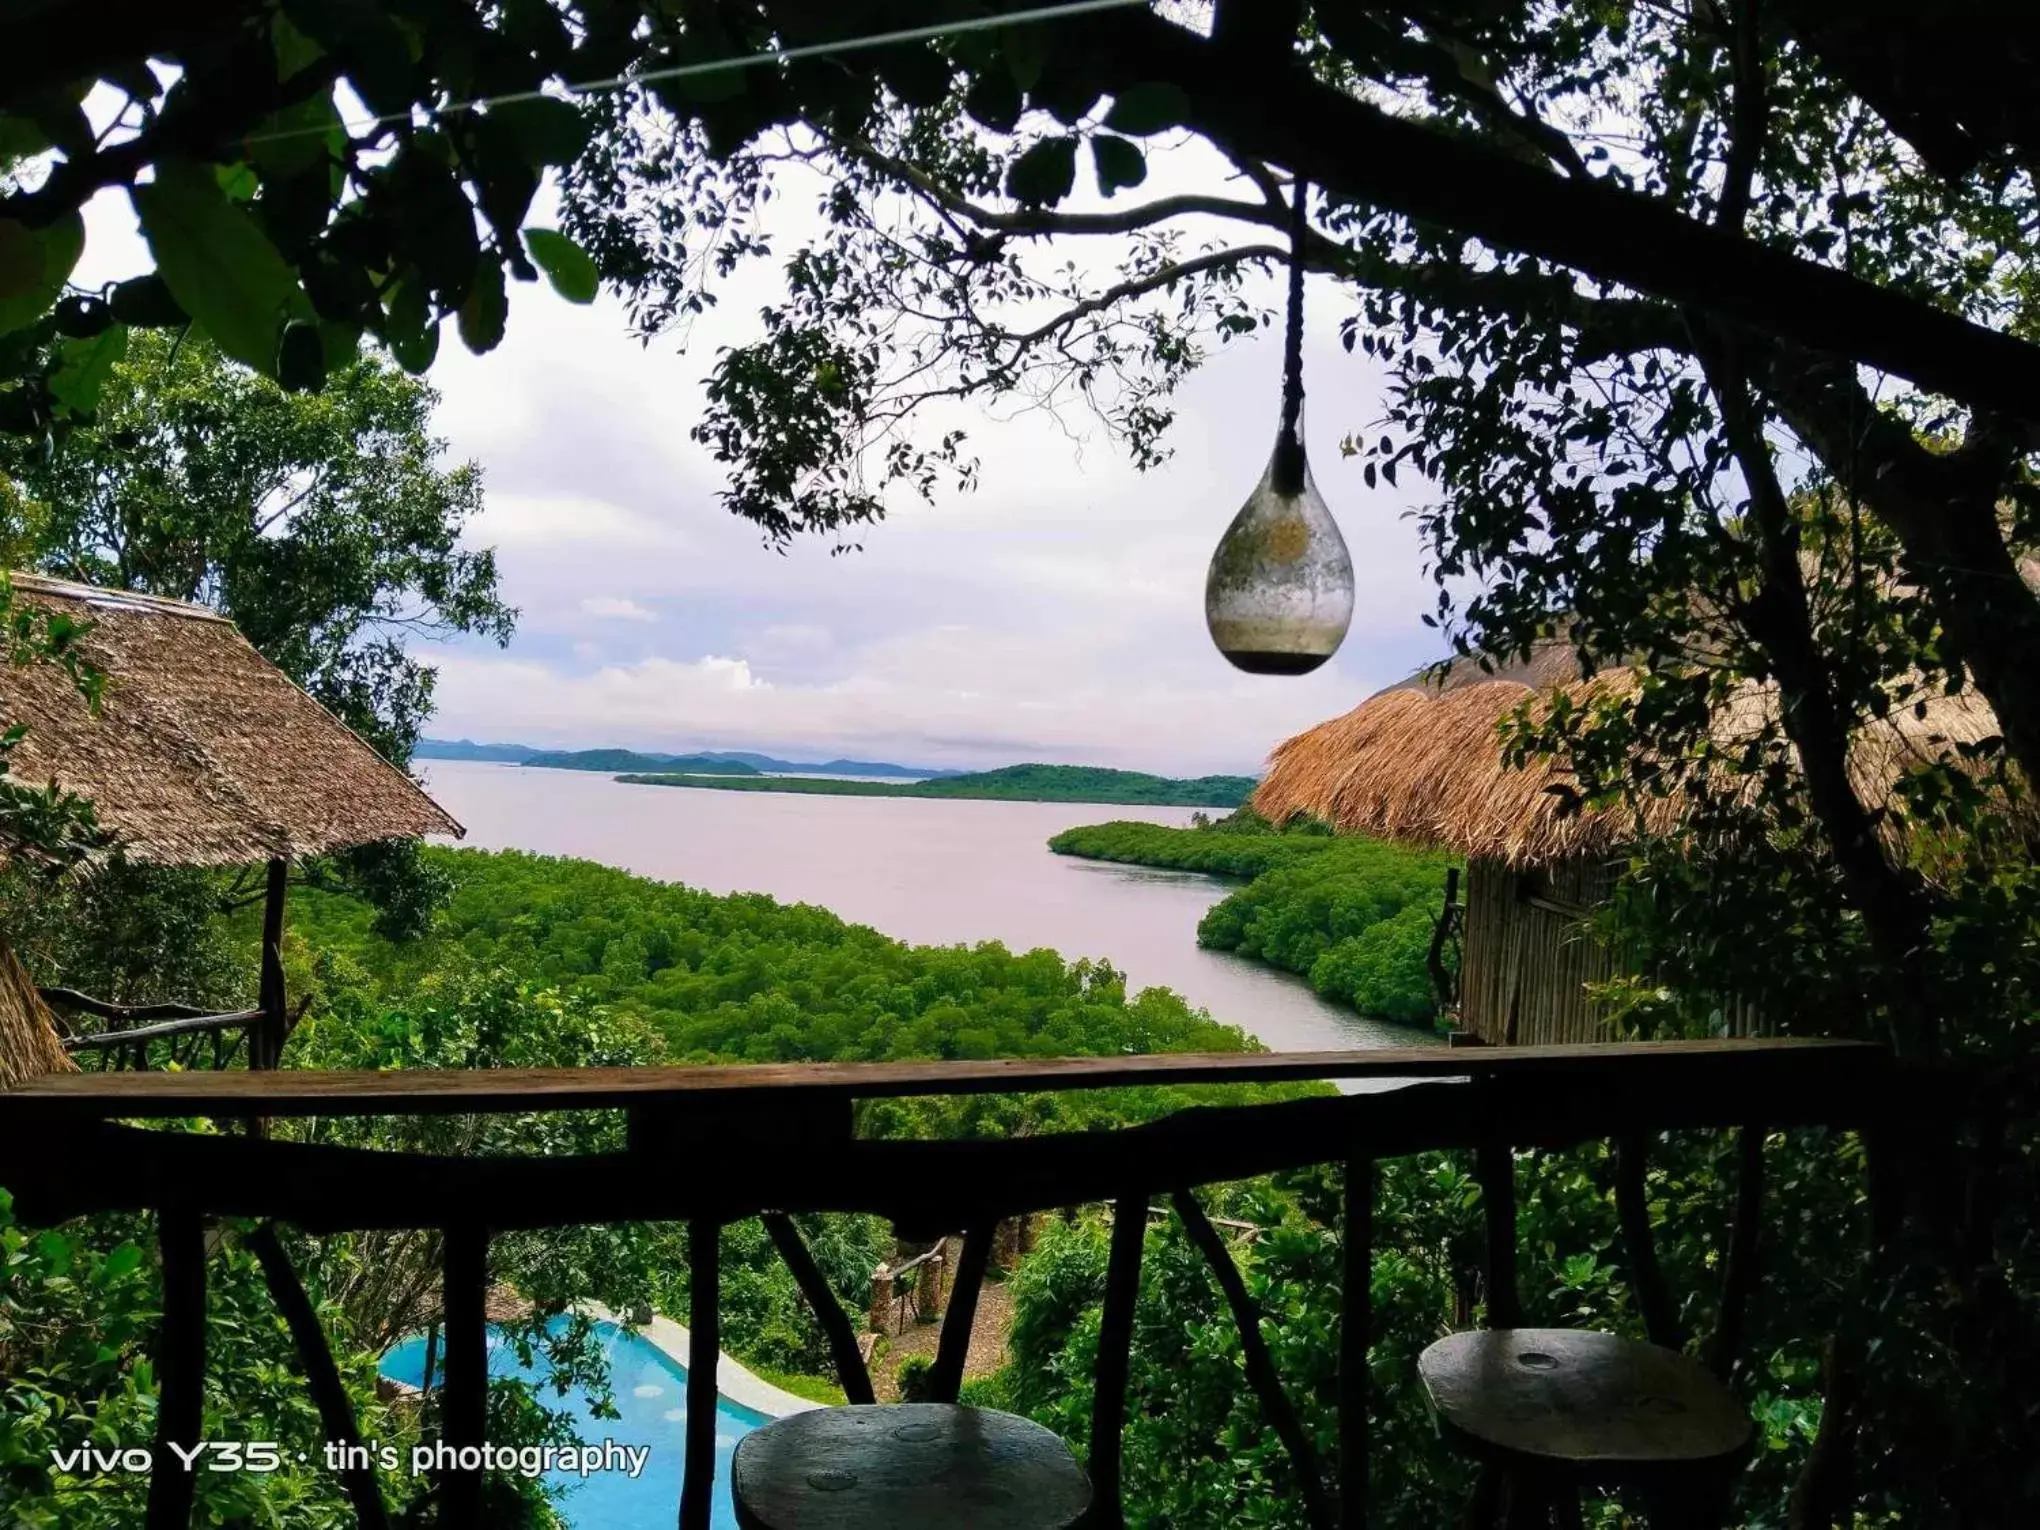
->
[243, 0, 1146, 146]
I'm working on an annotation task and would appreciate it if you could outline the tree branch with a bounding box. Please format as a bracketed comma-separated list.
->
[1069, 7, 2040, 420]
[1001, 246, 1285, 347]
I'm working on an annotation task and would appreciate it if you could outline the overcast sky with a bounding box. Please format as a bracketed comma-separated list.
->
[77, 138, 1444, 777]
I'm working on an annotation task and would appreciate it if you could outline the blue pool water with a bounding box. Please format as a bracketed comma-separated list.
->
[379, 1316, 770, 1529]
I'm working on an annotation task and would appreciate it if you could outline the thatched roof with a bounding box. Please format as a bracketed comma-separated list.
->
[1, 573, 462, 866]
[1254, 647, 2008, 866]
[0, 934, 71, 1088]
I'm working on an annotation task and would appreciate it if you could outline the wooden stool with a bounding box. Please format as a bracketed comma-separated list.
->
[1419, 1329, 1751, 1528]
[731, 1403, 1092, 1529]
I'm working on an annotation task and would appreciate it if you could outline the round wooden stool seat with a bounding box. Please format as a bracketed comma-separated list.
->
[1418, 1329, 1751, 1489]
[732, 1404, 1092, 1530]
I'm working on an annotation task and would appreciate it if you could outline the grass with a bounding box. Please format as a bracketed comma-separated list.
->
[744, 1363, 849, 1407]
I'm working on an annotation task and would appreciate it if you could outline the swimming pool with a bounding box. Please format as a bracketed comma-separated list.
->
[379, 1315, 769, 1529]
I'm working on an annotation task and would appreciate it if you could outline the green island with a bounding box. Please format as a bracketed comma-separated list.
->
[1051, 812, 1457, 1027]
[523, 748, 762, 774]
[616, 761, 1259, 807]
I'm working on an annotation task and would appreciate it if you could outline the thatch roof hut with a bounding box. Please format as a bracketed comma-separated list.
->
[1, 573, 461, 864]
[0, 572, 463, 1081]
[1254, 648, 2005, 1043]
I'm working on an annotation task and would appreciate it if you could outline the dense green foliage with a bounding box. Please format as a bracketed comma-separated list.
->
[524, 750, 759, 775]
[1052, 818, 1456, 1029]
[619, 763, 1257, 807]
[286, 846, 1283, 1139]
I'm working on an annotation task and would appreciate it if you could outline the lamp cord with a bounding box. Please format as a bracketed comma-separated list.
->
[1275, 176, 1310, 491]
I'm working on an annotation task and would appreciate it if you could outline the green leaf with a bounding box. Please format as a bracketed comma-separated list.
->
[52, 292, 114, 338]
[107, 273, 188, 329]
[0, 211, 85, 336]
[457, 256, 508, 353]
[276, 319, 326, 392]
[384, 277, 439, 373]
[0, 115, 49, 159]
[101, 1242, 143, 1281]
[1006, 137, 1078, 207]
[320, 320, 361, 372]
[963, 71, 1022, 134]
[132, 157, 305, 374]
[1104, 82, 1190, 136]
[522, 228, 599, 304]
[215, 162, 260, 202]
[1091, 134, 1147, 197]
[487, 95, 591, 167]
[47, 323, 128, 415]
[1002, 24, 1048, 93]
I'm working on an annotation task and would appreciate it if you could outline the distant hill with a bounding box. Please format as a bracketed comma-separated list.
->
[417, 739, 957, 778]
[522, 749, 761, 775]
[416, 738, 539, 762]
[617, 763, 1258, 808]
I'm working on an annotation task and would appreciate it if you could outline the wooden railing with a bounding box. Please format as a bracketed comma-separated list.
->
[0, 1038, 1899, 1530]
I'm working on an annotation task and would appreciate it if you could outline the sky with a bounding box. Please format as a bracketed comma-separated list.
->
[74, 136, 1445, 778]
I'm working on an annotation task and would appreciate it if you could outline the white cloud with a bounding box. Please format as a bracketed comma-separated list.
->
[580, 595, 658, 623]
[71, 140, 1449, 778]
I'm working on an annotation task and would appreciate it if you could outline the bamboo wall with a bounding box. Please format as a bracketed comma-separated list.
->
[1456, 857, 1765, 1044]
[1457, 857, 1618, 1046]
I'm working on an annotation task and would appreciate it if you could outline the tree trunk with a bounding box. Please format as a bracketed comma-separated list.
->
[1769, 353, 2040, 793]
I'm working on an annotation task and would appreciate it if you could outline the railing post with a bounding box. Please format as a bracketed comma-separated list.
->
[1341, 1155, 1374, 1530]
[1088, 1186, 1147, 1530]
[245, 1224, 391, 1530]
[1476, 1132, 1523, 1329]
[763, 1213, 876, 1404]
[440, 1225, 488, 1530]
[144, 1208, 205, 1530]
[1614, 1134, 1683, 1351]
[680, 1216, 721, 1530]
[929, 1220, 994, 1404]
[1710, 1124, 1766, 1381]
[256, 858, 288, 1071]
[1173, 1190, 1334, 1530]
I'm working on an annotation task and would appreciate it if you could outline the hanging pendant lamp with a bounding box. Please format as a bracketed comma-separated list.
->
[1204, 178, 1354, 675]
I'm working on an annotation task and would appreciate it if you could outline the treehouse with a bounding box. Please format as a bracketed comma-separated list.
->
[1253, 649, 2004, 1044]
[0, 571, 461, 1073]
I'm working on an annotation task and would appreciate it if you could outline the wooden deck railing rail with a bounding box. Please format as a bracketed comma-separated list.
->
[0, 1038, 1899, 1530]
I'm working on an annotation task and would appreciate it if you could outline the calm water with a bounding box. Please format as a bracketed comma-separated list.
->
[380, 1317, 762, 1529]
[419, 760, 1430, 1054]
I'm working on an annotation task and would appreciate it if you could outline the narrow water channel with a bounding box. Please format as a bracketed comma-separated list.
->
[419, 760, 1434, 1055]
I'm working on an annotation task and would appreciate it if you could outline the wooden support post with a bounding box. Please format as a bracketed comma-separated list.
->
[1614, 1134, 1683, 1351]
[680, 1217, 720, 1530]
[929, 1220, 994, 1404]
[440, 1225, 488, 1530]
[1088, 1188, 1147, 1530]
[256, 858, 288, 1071]
[1173, 1191, 1334, 1530]
[1476, 1136, 1523, 1329]
[1710, 1124, 1766, 1381]
[144, 1209, 205, 1530]
[1427, 866, 1461, 1015]
[1340, 1155, 1374, 1530]
[245, 1224, 391, 1530]
[762, 1213, 875, 1404]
